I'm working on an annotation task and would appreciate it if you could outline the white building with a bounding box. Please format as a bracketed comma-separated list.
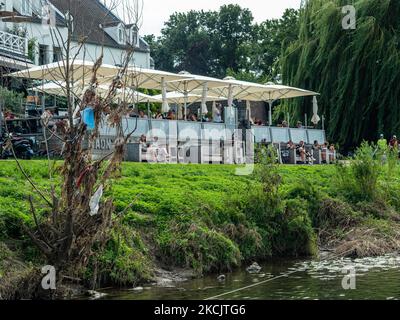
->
[0, 0, 153, 71]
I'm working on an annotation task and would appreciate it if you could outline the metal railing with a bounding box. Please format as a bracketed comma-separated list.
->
[0, 30, 28, 56]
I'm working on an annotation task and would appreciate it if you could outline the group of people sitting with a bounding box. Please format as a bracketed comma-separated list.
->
[139, 134, 169, 163]
[134, 104, 224, 123]
[285, 140, 336, 164]
[253, 119, 308, 129]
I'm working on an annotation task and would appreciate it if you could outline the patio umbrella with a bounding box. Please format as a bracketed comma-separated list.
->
[152, 91, 226, 104]
[30, 82, 161, 103]
[8, 60, 119, 84]
[311, 96, 321, 125]
[231, 83, 318, 126]
[9, 60, 193, 89]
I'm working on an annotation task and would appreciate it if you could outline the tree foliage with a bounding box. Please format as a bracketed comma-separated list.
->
[145, 6, 299, 81]
[281, 0, 400, 149]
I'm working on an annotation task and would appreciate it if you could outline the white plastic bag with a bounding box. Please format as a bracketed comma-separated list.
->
[89, 185, 103, 216]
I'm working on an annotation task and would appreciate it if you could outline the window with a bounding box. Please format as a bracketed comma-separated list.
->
[131, 31, 138, 47]
[39, 45, 48, 65]
[53, 46, 62, 62]
[21, 0, 31, 16]
[118, 25, 125, 44]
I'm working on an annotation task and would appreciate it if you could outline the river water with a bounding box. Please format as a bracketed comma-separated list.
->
[99, 255, 400, 300]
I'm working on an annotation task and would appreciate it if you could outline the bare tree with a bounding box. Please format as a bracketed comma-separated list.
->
[4, 0, 144, 297]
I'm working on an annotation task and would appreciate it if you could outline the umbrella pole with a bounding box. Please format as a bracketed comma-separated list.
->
[268, 100, 273, 126]
[147, 100, 150, 118]
[184, 91, 188, 121]
[0, 98, 3, 136]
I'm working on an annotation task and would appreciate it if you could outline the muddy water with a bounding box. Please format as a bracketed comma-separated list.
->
[98, 255, 400, 300]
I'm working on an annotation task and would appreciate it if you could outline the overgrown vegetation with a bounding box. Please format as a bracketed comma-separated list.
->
[1, 143, 400, 293]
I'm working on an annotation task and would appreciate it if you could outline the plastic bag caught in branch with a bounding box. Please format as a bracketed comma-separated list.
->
[89, 184, 103, 216]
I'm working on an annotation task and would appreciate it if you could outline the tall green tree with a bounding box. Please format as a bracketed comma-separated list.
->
[282, 0, 400, 149]
[145, 5, 255, 78]
[251, 9, 299, 81]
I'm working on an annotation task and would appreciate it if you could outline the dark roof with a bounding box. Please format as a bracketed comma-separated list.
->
[49, 0, 149, 52]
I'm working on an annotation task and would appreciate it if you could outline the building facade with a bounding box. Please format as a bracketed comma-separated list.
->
[0, 0, 153, 71]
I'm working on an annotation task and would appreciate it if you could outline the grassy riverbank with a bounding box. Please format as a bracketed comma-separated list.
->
[1, 150, 400, 293]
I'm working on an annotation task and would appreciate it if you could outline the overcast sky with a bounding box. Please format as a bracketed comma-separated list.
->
[137, 0, 302, 36]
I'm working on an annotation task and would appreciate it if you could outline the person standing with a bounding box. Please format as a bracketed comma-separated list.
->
[377, 134, 387, 151]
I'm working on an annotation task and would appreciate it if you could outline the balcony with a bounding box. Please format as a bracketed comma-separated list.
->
[0, 30, 28, 56]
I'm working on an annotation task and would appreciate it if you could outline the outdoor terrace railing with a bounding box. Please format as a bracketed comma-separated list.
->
[98, 118, 326, 146]
[95, 118, 327, 164]
[0, 30, 28, 56]
[252, 125, 326, 145]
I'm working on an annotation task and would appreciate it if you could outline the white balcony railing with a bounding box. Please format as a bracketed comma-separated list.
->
[0, 30, 28, 56]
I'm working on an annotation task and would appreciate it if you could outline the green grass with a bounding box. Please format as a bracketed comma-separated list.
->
[0, 160, 399, 287]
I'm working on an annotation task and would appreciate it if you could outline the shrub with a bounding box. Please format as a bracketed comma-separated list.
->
[89, 225, 153, 287]
[336, 142, 381, 202]
[157, 223, 241, 275]
[273, 199, 317, 257]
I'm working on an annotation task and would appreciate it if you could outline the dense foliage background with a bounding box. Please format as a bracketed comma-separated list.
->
[145, 0, 400, 150]
[282, 0, 400, 150]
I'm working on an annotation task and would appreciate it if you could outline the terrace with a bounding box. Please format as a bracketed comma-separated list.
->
[0, 30, 27, 56]
[3, 60, 333, 165]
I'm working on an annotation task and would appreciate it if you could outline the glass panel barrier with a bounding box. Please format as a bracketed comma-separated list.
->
[150, 119, 178, 140]
[202, 123, 227, 141]
[289, 128, 308, 144]
[252, 126, 271, 143]
[178, 121, 202, 141]
[307, 130, 326, 145]
[270, 127, 290, 143]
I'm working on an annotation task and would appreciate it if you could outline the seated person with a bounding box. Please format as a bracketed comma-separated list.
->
[214, 112, 223, 123]
[296, 140, 306, 162]
[138, 110, 148, 119]
[148, 136, 169, 163]
[313, 140, 321, 150]
[296, 121, 303, 129]
[287, 140, 295, 150]
[329, 144, 336, 162]
[282, 120, 289, 128]
[166, 110, 176, 120]
[188, 113, 198, 122]
[139, 134, 149, 153]
[321, 142, 329, 163]
[154, 112, 164, 120]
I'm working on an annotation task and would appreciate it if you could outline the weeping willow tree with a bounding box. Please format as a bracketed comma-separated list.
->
[281, 0, 400, 150]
